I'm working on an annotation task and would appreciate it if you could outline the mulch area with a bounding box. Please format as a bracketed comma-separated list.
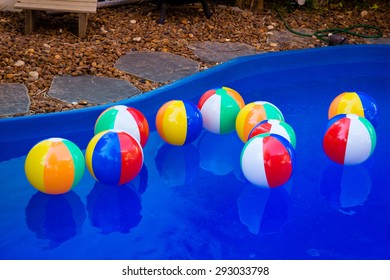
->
[0, 0, 389, 115]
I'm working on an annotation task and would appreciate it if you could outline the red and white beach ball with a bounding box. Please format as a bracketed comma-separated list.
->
[198, 86, 245, 134]
[94, 105, 149, 147]
[248, 119, 296, 148]
[240, 133, 295, 188]
[322, 114, 376, 165]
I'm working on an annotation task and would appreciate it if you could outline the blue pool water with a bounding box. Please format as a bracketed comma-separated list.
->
[0, 45, 389, 260]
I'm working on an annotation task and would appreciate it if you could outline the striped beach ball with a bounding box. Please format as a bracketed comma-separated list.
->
[94, 105, 149, 147]
[323, 114, 376, 165]
[240, 133, 295, 188]
[236, 101, 285, 143]
[328, 91, 379, 128]
[198, 87, 245, 134]
[248, 119, 296, 148]
[86, 130, 144, 186]
[156, 100, 203, 146]
[24, 138, 85, 195]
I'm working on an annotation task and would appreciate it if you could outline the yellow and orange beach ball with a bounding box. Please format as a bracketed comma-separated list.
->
[24, 138, 85, 195]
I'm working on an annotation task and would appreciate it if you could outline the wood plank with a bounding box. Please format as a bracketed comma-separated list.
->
[15, 0, 97, 13]
[15, 0, 97, 5]
[15, 4, 96, 14]
[78, 13, 88, 38]
[24, 9, 34, 34]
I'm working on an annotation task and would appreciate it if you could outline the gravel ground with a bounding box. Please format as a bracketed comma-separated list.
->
[0, 0, 389, 114]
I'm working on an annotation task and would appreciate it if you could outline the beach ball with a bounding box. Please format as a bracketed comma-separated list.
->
[240, 133, 295, 188]
[236, 101, 284, 143]
[86, 130, 143, 186]
[328, 91, 379, 128]
[94, 105, 149, 147]
[156, 100, 203, 146]
[24, 138, 85, 195]
[248, 119, 296, 148]
[322, 114, 376, 165]
[198, 87, 245, 134]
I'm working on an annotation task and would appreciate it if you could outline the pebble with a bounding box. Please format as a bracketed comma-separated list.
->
[29, 71, 39, 80]
[14, 60, 25, 67]
[133, 37, 142, 42]
[267, 25, 275, 30]
[130, 20, 136, 24]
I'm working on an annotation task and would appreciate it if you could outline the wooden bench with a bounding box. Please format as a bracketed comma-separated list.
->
[14, 0, 97, 38]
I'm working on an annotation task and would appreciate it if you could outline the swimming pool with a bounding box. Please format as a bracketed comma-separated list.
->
[0, 45, 389, 260]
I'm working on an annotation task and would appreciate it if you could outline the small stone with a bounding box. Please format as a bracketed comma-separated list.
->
[230, 7, 243, 13]
[130, 19, 136, 24]
[100, 26, 108, 34]
[361, 10, 368, 17]
[27, 48, 35, 53]
[133, 37, 142, 42]
[266, 32, 274, 36]
[6, 73, 14, 79]
[270, 43, 278, 47]
[29, 71, 39, 80]
[43, 43, 51, 48]
[14, 60, 25, 67]
[267, 25, 274, 30]
[54, 54, 61, 59]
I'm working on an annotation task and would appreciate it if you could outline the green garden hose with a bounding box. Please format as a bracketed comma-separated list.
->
[275, 8, 383, 44]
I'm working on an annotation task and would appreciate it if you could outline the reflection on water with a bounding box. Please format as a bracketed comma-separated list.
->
[320, 162, 372, 214]
[25, 191, 86, 249]
[197, 131, 244, 178]
[237, 184, 290, 235]
[86, 181, 143, 235]
[130, 165, 149, 194]
[155, 143, 200, 187]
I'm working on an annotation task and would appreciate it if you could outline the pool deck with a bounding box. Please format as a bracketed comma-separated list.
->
[1, 37, 389, 118]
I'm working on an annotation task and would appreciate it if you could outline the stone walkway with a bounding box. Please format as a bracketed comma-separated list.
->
[1, 36, 389, 118]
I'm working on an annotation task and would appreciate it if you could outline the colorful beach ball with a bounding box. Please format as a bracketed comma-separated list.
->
[197, 87, 245, 134]
[86, 130, 144, 186]
[240, 133, 295, 188]
[248, 119, 296, 149]
[156, 100, 203, 146]
[322, 114, 376, 165]
[24, 138, 85, 195]
[328, 91, 379, 128]
[236, 101, 285, 143]
[94, 105, 149, 147]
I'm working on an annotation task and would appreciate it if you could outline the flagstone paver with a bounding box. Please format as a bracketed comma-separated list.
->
[114, 51, 200, 83]
[267, 28, 315, 47]
[48, 75, 141, 104]
[0, 83, 30, 117]
[188, 41, 262, 63]
[365, 37, 390, 45]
